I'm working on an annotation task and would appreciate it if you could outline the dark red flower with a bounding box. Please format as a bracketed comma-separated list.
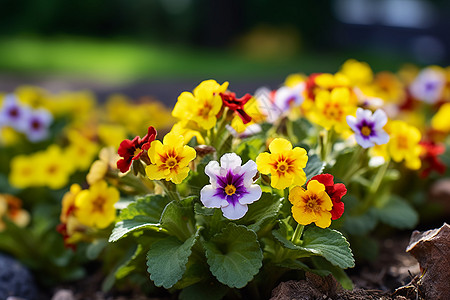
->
[220, 92, 253, 124]
[308, 173, 347, 220]
[305, 73, 322, 100]
[117, 126, 157, 173]
[419, 141, 446, 178]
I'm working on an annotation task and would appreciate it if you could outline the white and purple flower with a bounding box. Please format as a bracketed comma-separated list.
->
[24, 108, 53, 142]
[410, 67, 446, 104]
[0, 94, 30, 131]
[346, 108, 389, 149]
[200, 153, 262, 220]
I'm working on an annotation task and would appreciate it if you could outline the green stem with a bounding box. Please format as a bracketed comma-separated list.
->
[291, 224, 305, 244]
[341, 147, 366, 183]
[160, 180, 181, 201]
[369, 161, 389, 194]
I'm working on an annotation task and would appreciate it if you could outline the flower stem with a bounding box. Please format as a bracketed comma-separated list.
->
[291, 224, 305, 244]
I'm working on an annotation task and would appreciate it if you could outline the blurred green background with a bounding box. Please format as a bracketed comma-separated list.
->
[0, 0, 449, 103]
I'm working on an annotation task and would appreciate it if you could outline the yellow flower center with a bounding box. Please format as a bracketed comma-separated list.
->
[166, 157, 177, 168]
[397, 135, 408, 149]
[324, 103, 343, 120]
[361, 126, 371, 136]
[224, 184, 236, 196]
[303, 195, 322, 213]
[197, 102, 213, 120]
[133, 148, 142, 157]
[92, 196, 106, 213]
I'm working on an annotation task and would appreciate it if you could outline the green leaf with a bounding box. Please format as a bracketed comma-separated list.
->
[301, 226, 355, 269]
[179, 280, 229, 300]
[342, 208, 378, 236]
[375, 195, 418, 229]
[109, 218, 161, 242]
[119, 194, 171, 222]
[237, 192, 283, 232]
[276, 259, 329, 276]
[160, 198, 196, 241]
[109, 194, 171, 242]
[203, 223, 263, 288]
[194, 202, 215, 216]
[304, 154, 325, 182]
[147, 229, 200, 289]
[86, 238, 108, 260]
[236, 136, 265, 162]
[272, 226, 354, 269]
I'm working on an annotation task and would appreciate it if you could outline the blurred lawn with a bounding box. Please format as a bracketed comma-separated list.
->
[0, 37, 412, 83]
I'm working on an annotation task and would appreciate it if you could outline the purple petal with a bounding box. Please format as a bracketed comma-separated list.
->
[372, 109, 387, 128]
[239, 160, 258, 187]
[371, 130, 390, 145]
[346, 115, 359, 132]
[355, 134, 374, 149]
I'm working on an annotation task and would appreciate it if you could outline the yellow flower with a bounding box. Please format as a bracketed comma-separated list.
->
[0, 126, 21, 146]
[98, 124, 127, 148]
[256, 138, 308, 189]
[75, 181, 119, 229]
[9, 154, 40, 188]
[60, 184, 82, 224]
[35, 145, 74, 189]
[146, 133, 196, 184]
[310, 87, 356, 133]
[169, 121, 206, 145]
[314, 73, 350, 90]
[339, 59, 373, 86]
[86, 147, 119, 185]
[172, 80, 228, 130]
[65, 130, 99, 171]
[431, 103, 450, 133]
[289, 180, 333, 228]
[386, 120, 422, 170]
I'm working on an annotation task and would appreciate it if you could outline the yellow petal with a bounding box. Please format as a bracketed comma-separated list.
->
[170, 167, 190, 184]
[314, 211, 332, 228]
[269, 138, 292, 154]
[145, 164, 165, 181]
[255, 152, 272, 174]
[163, 133, 185, 148]
[307, 180, 326, 193]
[291, 206, 316, 226]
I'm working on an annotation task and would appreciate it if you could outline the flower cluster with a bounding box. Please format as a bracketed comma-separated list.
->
[2, 60, 449, 297]
[0, 94, 53, 142]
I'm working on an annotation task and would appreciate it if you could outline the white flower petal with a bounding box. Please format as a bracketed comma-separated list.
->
[220, 153, 242, 170]
[200, 185, 222, 208]
[221, 203, 248, 220]
[372, 130, 390, 145]
[204, 160, 220, 184]
[240, 160, 258, 186]
[346, 115, 358, 132]
[355, 134, 374, 149]
[355, 107, 365, 119]
[372, 109, 387, 128]
[239, 185, 262, 205]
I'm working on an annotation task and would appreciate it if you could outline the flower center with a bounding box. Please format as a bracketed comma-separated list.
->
[224, 184, 236, 196]
[361, 125, 371, 136]
[276, 161, 288, 173]
[92, 196, 106, 213]
[304, 196, 322, 212]
[8, 107, 19, 118]
[133, 148, 142, 157]
[166, 158, 177, 168]
[397, 135, 408, 149]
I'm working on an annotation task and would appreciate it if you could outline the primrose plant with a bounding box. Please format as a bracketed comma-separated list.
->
[106, 79, 355, 299]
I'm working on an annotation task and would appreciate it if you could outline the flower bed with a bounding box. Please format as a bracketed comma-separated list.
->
[0, 59, 449, 299]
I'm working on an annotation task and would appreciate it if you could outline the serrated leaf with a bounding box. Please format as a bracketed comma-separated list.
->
[119, 194, 171, 222]
[194, 202, 215, 216]
[147, 229, 200, 289]
[304, 154, 325, 182]
[375, 196, 418, 229]
[179, 280, 229, 300]
[160, 199, 196, 241]
[109, 194, 171, 242]
[237, 192, 283, 232]
[272, 226, 354, 269]
[203, 223, 263, 288]
[109, 218, 161, 242]
[302, 226, 355, 269]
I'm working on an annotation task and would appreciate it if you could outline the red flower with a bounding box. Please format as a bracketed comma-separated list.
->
[308, 174, 347, 220]
[419, 141, 446, 178]
[117, 126, 157, 173]
[220, 92, 253, 124]
[305, 73, 322, 100]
